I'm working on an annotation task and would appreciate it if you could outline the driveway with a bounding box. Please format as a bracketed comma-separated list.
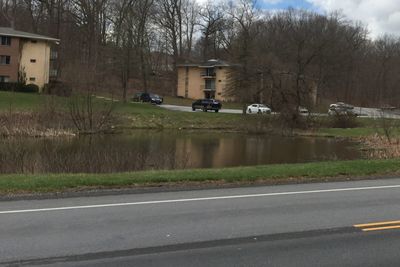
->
[160, 104, 243, 114]
[355, 107, 400, 119]
[161, 104, 400, 119]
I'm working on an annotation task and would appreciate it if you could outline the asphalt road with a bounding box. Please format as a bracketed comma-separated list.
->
[160, 104, 400, 119]
[2, 178, 400, 266]
[160, 104, 243, 114]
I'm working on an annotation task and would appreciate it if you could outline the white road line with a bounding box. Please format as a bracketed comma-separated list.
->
[1, 184, 400, 215]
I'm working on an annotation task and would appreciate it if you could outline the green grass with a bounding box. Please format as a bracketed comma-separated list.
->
[317, 127, 400, 138]
[0, 159, 399, 194]
[2, 91, 398, 135]
[0, 91, 254, 130]
[113, 101, 257, 130]
[0, 91, 45, 111]
[317, 128, 381, 137]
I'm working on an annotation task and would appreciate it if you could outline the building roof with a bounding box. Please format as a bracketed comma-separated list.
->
[0, 27, 60, 42]
[200, 59, 230, 67]
[177, 59, 231, 68]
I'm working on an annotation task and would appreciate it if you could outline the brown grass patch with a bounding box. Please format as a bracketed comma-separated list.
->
[362, 134, 400, 159]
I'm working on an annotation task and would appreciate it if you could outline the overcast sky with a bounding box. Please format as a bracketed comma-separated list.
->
[307, 0, 400, 38]
[197, 0, 400, 39]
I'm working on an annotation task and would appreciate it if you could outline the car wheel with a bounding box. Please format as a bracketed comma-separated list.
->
[248, 109, 252, 114]
[203, 107, 207, 112]
[192, 107, 196, 111]
[215, 110, 219, 113]
[258, 109, 261, 114]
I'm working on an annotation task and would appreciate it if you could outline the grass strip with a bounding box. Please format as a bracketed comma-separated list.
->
[0, 159, 399, 194]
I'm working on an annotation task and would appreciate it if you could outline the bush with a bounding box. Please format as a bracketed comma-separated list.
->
[329, 114, 359, 128]
[43, 81, 72, 97]
[19, 83, 39, 93]
[0, 82, 40, 93]
[0, 82, 23, 92]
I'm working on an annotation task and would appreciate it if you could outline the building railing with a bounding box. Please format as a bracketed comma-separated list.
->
[200, 84, 216, 91]
[200, 71, 216, 77]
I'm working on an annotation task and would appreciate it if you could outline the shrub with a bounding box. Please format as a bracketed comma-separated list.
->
[0, 82, 24, 92]
[329, 114, 359, 128]
[19, 83, 39, 93]
[43, 81, 72, 97]
[0, 82, 40, 93]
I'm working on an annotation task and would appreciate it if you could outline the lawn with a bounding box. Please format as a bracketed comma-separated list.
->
[316, 128, 382, 138]
[0, 159, 399, 194]
[0, 91, 259, 130]
[0, 91, 45, 111]
[1, 91, 397, 135]
[113, 101, 256, 129]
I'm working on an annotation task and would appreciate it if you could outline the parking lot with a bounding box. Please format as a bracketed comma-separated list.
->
[160, 104, 400, 119]
[160, 104, 243, 114]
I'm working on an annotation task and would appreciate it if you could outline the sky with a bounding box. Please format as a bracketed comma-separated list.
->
[198, 0, 400, 39]
[306, 0, 400, 38]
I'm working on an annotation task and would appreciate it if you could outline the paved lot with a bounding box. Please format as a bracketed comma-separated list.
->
[161, 104, 400, 119]
[160, 104, 243, 114]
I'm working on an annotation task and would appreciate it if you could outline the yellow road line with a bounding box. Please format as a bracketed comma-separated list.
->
[361, 225, 400, 232]
[354, 220, 400, 228]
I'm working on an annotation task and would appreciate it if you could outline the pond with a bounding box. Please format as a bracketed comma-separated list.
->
[0, 130, 361, 174]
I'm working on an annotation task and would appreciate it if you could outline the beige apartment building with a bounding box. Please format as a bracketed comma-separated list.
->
[177, 59, 233, 101]
[0, 27, 59, 90]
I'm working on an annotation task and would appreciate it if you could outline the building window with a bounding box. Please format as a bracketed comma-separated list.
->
[30, 59, 36, 63]
[0, 55, 10, 65]
[0, 36, 11, 46]
[29, 77, 36, 82]
[205, 79, 216, 90]
[205, 68, 215, 76]
[50, 69, 58, 77]
[50, 51, 58, 60]
[0, 76, 9, 82]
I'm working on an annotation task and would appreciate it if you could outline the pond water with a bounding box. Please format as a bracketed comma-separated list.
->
[0, 130, 361, 174]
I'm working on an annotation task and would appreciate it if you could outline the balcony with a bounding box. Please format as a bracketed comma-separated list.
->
[201, 71, 216, 78]
[201, 67, 216, 78]
[200, 84, 216, 91]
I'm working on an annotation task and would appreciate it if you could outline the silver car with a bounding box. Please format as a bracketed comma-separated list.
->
[328, 102, 357, 116]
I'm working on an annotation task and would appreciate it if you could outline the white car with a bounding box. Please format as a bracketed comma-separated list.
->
[298, 106, 310, 115]
[328, 102, 357, 116]
[247, 104, 271, 114]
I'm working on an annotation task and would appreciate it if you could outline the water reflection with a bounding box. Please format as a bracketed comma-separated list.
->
[0, 130, 361, 174]
[174, 132, 360, 168]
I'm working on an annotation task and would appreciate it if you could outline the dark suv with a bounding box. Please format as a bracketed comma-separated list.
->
[132, 92, 163, 105]
[192, 99, 222, 112]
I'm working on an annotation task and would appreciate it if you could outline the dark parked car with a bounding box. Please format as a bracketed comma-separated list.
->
[192, 99, 222, 112]
[132, 92, 163, 105]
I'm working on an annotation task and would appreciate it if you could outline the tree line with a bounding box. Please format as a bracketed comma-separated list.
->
[1, 0, 400, 108]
